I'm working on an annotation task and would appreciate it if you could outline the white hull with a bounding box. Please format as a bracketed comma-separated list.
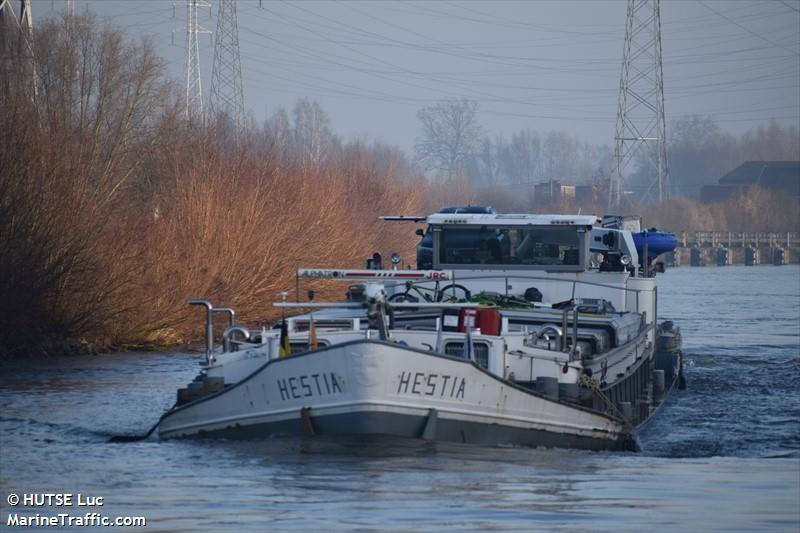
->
[159, 340, 636, 451]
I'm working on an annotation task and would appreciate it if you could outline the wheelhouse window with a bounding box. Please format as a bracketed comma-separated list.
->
[438, 227, 501, 265]
[437, 225, 582, 269]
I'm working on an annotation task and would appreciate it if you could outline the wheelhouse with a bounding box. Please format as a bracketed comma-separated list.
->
[427, 213, 597, 273]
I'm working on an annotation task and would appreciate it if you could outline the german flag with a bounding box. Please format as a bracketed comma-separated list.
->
[279, 319, 292, 357]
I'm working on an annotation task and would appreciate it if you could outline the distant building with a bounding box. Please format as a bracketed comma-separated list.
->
[534, 179, 597, 204]
[560, 185, 575, 199]
[534, 179, 560, 204]
[700, 161, 800, 203]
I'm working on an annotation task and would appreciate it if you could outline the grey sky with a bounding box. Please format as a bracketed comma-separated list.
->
[32, 0, 800, 151]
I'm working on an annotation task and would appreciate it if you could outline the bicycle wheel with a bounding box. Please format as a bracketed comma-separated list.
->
[388, 291, 420, 303]
[436, 284, 471, 302]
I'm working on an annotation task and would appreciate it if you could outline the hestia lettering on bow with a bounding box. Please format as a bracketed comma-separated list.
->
[397, 371, 466, 399]
[277, 372, 343, 401]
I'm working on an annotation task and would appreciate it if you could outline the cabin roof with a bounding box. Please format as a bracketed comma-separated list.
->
[426, 213, 598, 227]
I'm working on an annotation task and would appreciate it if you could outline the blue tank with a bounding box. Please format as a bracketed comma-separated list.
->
[633, 230, 678, 260]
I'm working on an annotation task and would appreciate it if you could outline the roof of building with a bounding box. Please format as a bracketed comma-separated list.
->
[698, 161, 800, 201]
[718, 161, 799, 186]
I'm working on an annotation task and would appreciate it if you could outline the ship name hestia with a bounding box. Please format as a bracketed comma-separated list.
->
[397, 371, 466, 399]
[277, 372, 342, 401]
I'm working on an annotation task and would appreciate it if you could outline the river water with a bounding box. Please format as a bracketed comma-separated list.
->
[1, 265, 798, 532]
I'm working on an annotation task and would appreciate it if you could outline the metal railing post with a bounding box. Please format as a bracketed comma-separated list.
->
[572, 306, 579, 360]
[213, 307, 235, 329]
[654, 285, 658, 326]
[188, 299, 214, 365]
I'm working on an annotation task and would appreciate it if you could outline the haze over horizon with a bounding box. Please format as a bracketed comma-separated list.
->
[28, 0, 800, 152]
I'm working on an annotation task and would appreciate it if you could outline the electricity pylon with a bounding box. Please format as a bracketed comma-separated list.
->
[0, 0, 33, 56]
[0, 0, 37, 100]
[184, 0, 210, 120]
[610, 0, 669, 210]
[0, 0, 19, 88]
[210, 0, 245, 129]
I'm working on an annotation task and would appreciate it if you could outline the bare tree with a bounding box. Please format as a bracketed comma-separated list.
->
[542, 131, 578, 180]
[293, 97, 333, 169]
[740, 120, 800, 161]
[414, 98, 482, 179]
[504, 129, 541, 185]
[465, 135, 504, 186]
[262, 107, 290, 169]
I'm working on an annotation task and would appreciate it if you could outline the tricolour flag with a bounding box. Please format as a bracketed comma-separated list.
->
[309, 313, 318, 350]
[279, 319, 292, 358]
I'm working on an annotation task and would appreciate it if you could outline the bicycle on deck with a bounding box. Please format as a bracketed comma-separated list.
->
[388, 280, 471, 303]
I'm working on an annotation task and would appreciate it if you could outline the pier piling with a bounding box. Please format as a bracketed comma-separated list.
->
[675, 231, 797, 266]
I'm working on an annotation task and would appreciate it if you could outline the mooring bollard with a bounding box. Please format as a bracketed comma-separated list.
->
[176, 388, 190, 405]
[187, 381, 204, 401]
[203, 376, 225, 395]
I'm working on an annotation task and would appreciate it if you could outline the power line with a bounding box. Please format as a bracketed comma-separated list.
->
[698, 0, 799, 56]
